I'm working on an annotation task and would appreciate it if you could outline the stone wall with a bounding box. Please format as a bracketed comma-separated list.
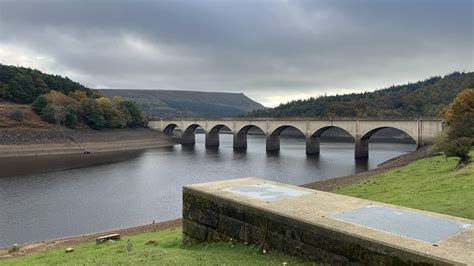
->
[182, 187, 449, 265]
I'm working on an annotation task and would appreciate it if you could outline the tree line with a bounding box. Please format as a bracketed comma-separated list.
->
[247, 72, 474, 118]
[0, 64, 93, 103]
[32, 90, 147, 129]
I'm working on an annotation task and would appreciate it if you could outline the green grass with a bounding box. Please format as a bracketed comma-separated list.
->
[336, 151, 474, 219]
[1, 228, 311, 265]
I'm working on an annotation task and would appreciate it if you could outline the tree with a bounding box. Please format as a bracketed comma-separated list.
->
[80, 98, 105, 129]
[40, 90, 80, 128]
[97, 97, 126, 128]
[32, 95, 48, 114]
[0, 82, 10, 98]
[433, 88, 474, 165]
[64, 105, 79, 128]
[119, 100, 147, 127]
[68, 90, 88, 102]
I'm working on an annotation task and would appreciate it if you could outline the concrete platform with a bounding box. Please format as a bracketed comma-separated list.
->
[182, 178, 473, 265]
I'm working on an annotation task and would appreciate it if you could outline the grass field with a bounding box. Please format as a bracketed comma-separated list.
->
[1, 228, 311, 265]
[336, 151, 474, 219]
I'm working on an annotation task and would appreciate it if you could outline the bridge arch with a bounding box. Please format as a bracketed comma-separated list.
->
[360, 127, 417, 143]
[180, 123, 205, 145]
[306, 126, 355, 155]
[269, 125, 305, 137]
[233, 125, 266, 150]
[184, 124, 204, 133]
[355, 126, 417, 158]
[205, 124, 232, 147]
[163, 123, 179, 136]
[267, 125, 306, 152]
[236, 125, 266, 135]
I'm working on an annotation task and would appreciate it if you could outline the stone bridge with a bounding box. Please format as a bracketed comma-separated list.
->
[148, 118, 443, 158]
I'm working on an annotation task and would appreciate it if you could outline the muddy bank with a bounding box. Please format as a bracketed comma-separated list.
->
[302, 145, 434, 191]
[0, 128, 176, 177]
[0, 219, 182, 259]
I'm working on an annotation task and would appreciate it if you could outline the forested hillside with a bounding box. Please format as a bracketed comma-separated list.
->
[248, 72, 474, 118]
[102, 89, 264, 118]
[0, 64, 93, 103]
[0, 64, 147, 129]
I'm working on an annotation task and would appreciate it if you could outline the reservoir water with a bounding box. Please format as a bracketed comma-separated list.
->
[0, 134, 415, 247]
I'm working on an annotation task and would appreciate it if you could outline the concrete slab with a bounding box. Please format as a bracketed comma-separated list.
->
[183, 178, 474, 265]
[333, 205, 470, 244]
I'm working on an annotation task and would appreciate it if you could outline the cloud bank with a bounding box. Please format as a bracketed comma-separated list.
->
[0, 0, 472, 106]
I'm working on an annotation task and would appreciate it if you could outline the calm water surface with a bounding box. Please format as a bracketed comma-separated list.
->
[0, 134, 415, 247]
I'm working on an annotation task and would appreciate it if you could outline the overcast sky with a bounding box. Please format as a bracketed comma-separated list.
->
[0, 0, 472, 106]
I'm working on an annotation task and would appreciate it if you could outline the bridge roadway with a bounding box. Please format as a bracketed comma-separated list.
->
[148, 118, 443, 158]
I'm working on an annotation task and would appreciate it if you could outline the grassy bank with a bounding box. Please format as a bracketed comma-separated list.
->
[2, 228, 310, 265]
[335, 151, 474, 219]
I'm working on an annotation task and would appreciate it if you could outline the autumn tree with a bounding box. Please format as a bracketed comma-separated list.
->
[41, 90, 80, 127]
[433, 88, 474, 164]
[96, 97, 126, 128]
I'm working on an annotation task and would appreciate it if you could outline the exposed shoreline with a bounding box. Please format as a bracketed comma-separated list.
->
[0, 128, 176, 177]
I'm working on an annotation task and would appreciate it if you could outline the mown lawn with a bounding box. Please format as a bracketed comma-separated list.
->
[1, 228, 311, 265]
[336, 151, 474, 219]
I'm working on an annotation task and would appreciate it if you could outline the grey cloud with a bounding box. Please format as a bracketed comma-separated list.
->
[0, 0, 472, 106]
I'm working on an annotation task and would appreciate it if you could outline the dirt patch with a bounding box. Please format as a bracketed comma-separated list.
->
[0, 103, 54, 129]
[302, 146, 435, 191]
[0, 219, 182, 259]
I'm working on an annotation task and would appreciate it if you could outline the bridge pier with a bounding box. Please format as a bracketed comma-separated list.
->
[233, 133, 247, 150]
[205, 132, 220, 147]
[355, 137, 369, 158]
[266, 135, 280, 152]
[306, 136, 320, 155]
[181, 131, 196, 145]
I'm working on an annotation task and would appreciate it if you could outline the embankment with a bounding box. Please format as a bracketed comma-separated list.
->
[302, 145, 434, 191]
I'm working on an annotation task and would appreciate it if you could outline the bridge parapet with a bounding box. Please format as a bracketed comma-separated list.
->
[148, 118, 444, 158]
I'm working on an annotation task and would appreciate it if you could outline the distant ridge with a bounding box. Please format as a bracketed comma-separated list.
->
[102, 89, 265, 118]
[248, 72, 474, 118]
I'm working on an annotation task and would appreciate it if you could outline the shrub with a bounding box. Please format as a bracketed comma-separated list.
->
[8, 109, 24, 121]
[40, 105, 57, 124]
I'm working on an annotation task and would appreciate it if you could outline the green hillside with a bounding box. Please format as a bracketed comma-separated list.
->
[248, 72, 474, 118]
[102, 89, 264, 118]
[336, 150, 474, 219]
